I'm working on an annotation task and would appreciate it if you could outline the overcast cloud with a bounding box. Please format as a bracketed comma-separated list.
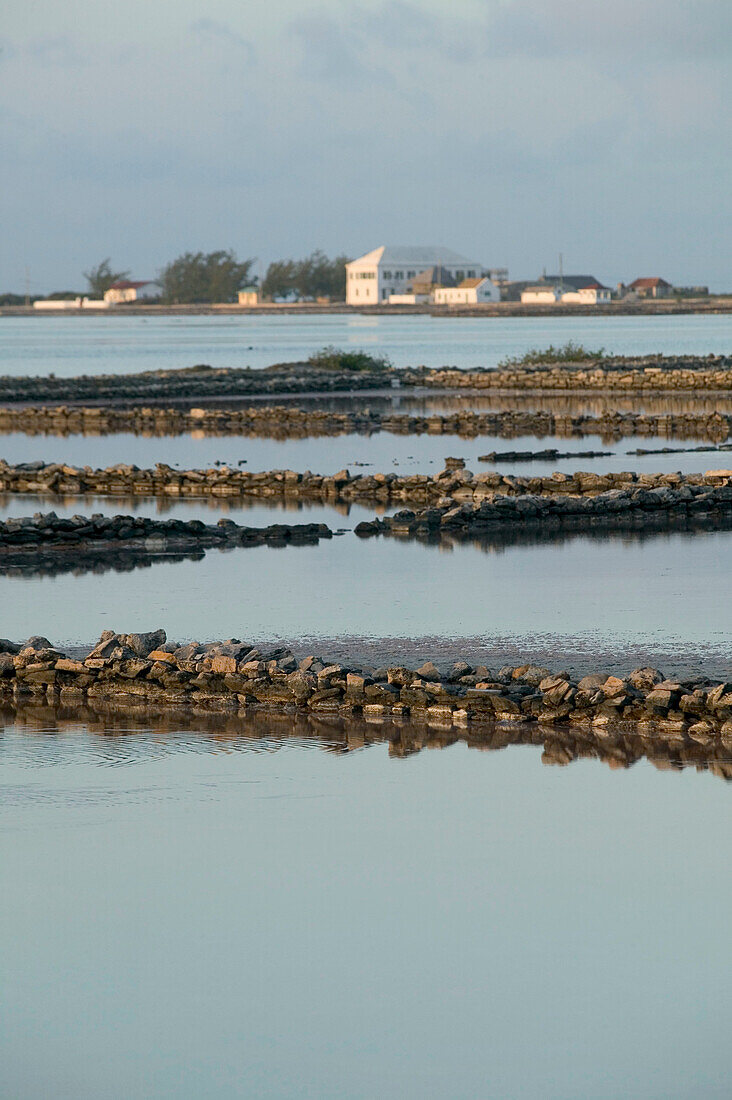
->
[1, 0, 729, 292]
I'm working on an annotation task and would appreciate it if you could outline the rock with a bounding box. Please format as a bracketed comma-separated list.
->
[124, 629, 167, 657]
[414, 661, 441, 682]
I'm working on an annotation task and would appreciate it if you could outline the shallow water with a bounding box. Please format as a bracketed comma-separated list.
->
[1, 717, 730, 1100]
[3, 525, 732, 675]
[0, 312, 729, 375]
[2, 428, 730, 479]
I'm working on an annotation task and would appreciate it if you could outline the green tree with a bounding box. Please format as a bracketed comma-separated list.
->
[262, 252, 351, 301]
[159, 250, 256, 304]
[83, 259, 130, 297]
[262, 259, 298, 300]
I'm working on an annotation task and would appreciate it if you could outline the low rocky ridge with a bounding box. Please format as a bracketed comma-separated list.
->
[0, 511, 332, 553]
[6, 700, 731, 780]
[3, 629, 732, 747]
[3, 459, 732, 507]
[0, 356, 730, 405]
[416, 356, 732, 392]
[354, 479, 732, 538]
[2, 404, 732, 443]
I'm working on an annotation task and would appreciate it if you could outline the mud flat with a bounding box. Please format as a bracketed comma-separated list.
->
[5, 404, 732, 443]
[4, 630, 732, 754]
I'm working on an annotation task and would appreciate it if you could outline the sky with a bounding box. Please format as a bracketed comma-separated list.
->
[1, 0, 730, 293]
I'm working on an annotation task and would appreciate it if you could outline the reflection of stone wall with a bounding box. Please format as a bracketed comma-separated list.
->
[5, 700, 732, 780]
[3, 630, 732, 763]
[0, 404, 730, 442]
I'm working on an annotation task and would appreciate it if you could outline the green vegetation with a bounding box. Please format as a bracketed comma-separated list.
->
[499, 341, 607, 367]
[83, 259, 130, 297]
[160, 250, 256, 304]
[262, 251, 351, 301]
[307, 346, 392, 372]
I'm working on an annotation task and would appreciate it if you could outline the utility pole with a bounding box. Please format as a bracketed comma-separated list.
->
[24, 267, 30, 308]
[559, 253, 563, 295]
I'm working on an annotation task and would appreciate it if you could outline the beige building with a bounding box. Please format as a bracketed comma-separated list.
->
[238, 287, 259, 305]
[628, 277, 673, 299]
[346, 246, 483, 305]
[104, 280, 161, 304]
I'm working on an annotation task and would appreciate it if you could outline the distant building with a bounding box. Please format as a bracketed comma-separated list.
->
[628, 277, 674, 299]
[560, 284, 611, 305]
[434, 277, 500, 305]
[521, 285, 561, 304]
[238, 287, 259, 306]
[33, 297, 107, 310]
[346, 247, 483, 305]
[521, 274, 610, 305]
[104, 280, 161, 304]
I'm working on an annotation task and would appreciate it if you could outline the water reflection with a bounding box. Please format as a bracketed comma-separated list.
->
[2, 704, 730, 781]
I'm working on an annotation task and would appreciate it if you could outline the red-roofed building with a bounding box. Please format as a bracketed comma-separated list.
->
[628, 277, 674, 299]
[104, 280, 161, 304]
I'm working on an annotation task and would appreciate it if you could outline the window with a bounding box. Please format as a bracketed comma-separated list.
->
[407, 270, 415, 278]
[456, 270, 465, 282]
[467, 269, 476, 278]
[394, 271, 403, 280]
[383, 271, 392, 280]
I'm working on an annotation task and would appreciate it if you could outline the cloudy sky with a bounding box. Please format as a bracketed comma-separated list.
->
[1, 0, 730, 292]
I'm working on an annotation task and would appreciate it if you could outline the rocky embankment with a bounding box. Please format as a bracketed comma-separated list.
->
[416, 355, 732, 392]
[3, 404, 731, 443]
[354, 481, 732, 540]
[4, 630, 732, 752]
[0, 355, 730, 406]
[3, 459, 732, 508]
[0, 508, 330, 563]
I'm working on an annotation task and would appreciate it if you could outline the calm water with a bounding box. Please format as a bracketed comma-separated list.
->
[3, 526, 732, 675]
[0, 312, 729, 375]
[1, 719, 730, 1100]
[2, 428, 731, 478]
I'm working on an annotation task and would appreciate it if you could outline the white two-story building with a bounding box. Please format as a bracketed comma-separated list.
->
[346, 246, 483, 305]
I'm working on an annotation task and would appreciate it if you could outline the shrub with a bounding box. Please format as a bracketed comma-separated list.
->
[307, 346, 392, 372]
[499, 341, 607, 367]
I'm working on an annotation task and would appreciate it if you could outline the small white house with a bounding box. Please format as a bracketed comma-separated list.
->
[104, 280, 161, 304]
[560, 285, 611, 305]
[433, 277, 500, 305]
[521, 285, 561, 304]
[387, 293, 430, 305]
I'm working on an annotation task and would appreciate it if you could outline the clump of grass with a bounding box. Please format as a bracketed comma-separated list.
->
[499, 341, 607, 367]
[307, 345, 392, 372]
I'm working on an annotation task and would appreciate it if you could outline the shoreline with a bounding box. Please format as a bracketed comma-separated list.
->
[2, 298, 731, 318]
[4, 629, 732, 751]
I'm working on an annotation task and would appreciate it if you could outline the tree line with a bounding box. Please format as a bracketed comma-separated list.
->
[79, 251, 351, 304]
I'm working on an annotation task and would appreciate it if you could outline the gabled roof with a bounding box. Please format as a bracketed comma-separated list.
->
[459, 277, 489, 288]
[109, 280, 157, 290]
[411, 266, 457, 290]
[348, 246, 479, 268]
[542, 274, 606, 291]
[629, 277, 672, 289]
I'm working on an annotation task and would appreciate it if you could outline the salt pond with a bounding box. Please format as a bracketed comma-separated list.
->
[1, 720, 729, 1100]
[1, 428, 729, 478]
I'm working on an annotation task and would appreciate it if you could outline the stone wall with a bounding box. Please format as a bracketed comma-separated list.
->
[2, 459, 732, 507]
[3, 630, 732, 748]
